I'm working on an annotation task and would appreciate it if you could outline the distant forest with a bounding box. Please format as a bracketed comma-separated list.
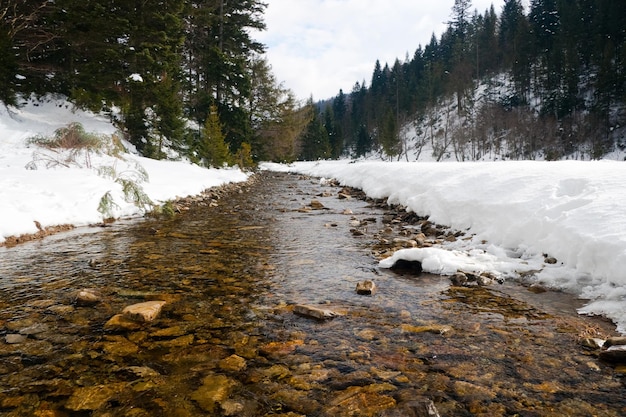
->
[2, 1, 626, 164]
[303, 0, 626, 161]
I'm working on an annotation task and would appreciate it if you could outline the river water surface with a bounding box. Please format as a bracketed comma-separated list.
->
[0, 172, 625, 416]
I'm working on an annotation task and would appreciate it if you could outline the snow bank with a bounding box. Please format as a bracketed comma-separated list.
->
[262, 160, 626, 333]
[0, 96, 249, 243]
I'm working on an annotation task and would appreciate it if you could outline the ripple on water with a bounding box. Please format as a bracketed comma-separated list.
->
[0, 172, 624, 416]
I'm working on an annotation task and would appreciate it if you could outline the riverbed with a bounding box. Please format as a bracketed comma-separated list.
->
[0, 172, 624, 416]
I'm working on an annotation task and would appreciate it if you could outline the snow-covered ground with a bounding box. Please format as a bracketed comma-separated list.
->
[0, 96, 248, 242]
[262, 160, 626, 334]
[3, 96, 626, 334]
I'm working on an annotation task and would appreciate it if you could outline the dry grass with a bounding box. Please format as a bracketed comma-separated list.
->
[27, 122, 103, 151]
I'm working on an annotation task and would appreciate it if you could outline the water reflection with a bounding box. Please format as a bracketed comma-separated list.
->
[0, 172, 624, 416]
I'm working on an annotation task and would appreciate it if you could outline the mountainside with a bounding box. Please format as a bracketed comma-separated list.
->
[304, 0, 626, 162]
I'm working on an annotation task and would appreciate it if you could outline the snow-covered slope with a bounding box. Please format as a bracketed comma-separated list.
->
[0, 96, 248, 242]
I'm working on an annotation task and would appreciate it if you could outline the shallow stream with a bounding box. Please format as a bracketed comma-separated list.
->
[0, 172, 624, 416]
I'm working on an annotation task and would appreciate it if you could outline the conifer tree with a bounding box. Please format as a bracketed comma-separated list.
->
[199, 104, 231, 167]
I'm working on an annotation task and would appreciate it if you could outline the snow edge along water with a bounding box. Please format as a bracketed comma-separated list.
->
[261, 160, 626, 335]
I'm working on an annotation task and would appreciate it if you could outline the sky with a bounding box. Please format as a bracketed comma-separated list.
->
[254, 0, 506, 100]
[2, 96, 626, 334]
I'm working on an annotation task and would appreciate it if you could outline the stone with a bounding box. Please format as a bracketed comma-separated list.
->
[5, 334, 27, 344]
[528, 283, 548, 293]
[122, 300, 167, 322]
[325, 385, 396, 416]
[450, 272, 468, 286]
[604, 336, 626, 348]
[102, 337, 139, 356]
[259, 340, 305, 357]
[310, 199, 325, 209]
[378, 399, 442, 417]
[293, 304, 340, 320]
[401, 324, 452, 335]
[390, 259, 422, 275]
[219, 354, 247, 372]
[545, 256, 558, 264]
[191, 374, 237, 413]
[599, 345, 626, 363]
[104, 314, 143, 331]
[19, 323, 49, 336]
[75, 289, 101, 306]
[221, 399, 245, 416]
[581, 338, 605, 349]
[65, 383, 126, 411]
[338, 192, 351, 200]
[356, 280, 377, 295]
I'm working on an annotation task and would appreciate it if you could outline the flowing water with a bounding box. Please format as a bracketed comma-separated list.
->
[0, 172, 625, 416]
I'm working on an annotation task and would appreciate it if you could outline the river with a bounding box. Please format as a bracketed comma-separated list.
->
[0, 172, 624, 416]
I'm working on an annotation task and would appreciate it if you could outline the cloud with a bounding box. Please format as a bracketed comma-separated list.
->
[255, 0, 503, 100]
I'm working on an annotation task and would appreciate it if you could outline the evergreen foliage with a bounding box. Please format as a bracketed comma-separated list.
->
[1, 0, 302, 164]
[308, 0, 626, 161]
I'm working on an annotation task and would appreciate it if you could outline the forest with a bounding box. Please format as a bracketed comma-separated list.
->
[1, 0, 307, 165]
[303, 0, 626, 161]
[2, 1, 626, 164]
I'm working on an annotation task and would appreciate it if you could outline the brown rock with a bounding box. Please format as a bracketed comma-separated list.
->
[191, 374, 237, 413]
[604, 336, 626, 348]
[310, 199, 325, 209]
[75, 289, 101, 306]
[378, 399, 441, 417]
[356, 280, 377, 295]
[104, 314, 143, 331]
[293, 304, 340, 320]
[219, 354, 247, 372]
[599, 345, 626, 363]
[325, 385, 396, 416]
[122, 300, 167, 322]
[65, 383, 126, 411]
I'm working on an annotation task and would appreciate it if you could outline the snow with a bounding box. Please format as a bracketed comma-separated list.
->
[3, 95, 626, 334]
[0, 96, 248, 242]
[262, 160, 626, 334]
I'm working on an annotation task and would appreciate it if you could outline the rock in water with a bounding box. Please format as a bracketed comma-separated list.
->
[75, 289, 101, 306]
[390, 259, 422, 275]
[293, 304, 339, 320]
[356, 280, 376, 295]
[122, 300, 167, 322]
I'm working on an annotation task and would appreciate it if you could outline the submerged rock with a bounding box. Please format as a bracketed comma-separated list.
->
[5, 334, 27, 344]
[191, 374, 238, 413]
[75, 289, 101, 306]
[122, 300, 167, 322]
[379, 399, 441, 417]
[293, 304, 340, 320]
[65, 383, 127, 411]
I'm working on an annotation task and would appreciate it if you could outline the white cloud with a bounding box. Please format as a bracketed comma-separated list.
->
[254, 0, 505, 100]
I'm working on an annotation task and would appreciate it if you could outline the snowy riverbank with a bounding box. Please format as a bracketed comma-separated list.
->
[0, 96, 249, 244]
[262, 160, 626, 334]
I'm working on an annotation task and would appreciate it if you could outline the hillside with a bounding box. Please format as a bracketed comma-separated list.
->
[304, 0, 626, 162]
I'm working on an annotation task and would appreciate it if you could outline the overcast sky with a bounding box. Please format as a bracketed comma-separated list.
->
[253, 0, 506, 101]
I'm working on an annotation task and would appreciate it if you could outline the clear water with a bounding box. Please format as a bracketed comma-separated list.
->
[0, 172, 624, 416]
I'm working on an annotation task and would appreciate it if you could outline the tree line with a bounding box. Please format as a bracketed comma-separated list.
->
[303, 0, 626, 161]
[1, 0, 309, 165]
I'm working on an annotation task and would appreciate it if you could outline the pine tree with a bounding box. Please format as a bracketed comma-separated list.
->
[199, 105, 231, 167]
